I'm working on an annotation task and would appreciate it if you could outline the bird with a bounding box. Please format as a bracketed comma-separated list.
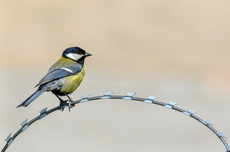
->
[17, 46, 92, 111]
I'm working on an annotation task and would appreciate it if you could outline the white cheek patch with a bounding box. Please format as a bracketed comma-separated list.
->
[61, 67, 73, 73]
[66, 53, 83, 61]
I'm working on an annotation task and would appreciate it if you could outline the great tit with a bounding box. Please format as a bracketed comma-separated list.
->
[17, 47, 92, 110]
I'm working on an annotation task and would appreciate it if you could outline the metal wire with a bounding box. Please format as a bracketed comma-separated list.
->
[1, 92, 230, 152]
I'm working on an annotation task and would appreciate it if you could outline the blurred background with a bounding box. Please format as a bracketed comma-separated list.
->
[1, 0, 230, 151]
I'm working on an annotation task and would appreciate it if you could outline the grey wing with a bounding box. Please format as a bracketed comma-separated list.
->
[35, 64, 82, 87]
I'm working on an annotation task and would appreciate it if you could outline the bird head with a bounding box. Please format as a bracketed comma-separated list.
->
[62, 47, 92, 64]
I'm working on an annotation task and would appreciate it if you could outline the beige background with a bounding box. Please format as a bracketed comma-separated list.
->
[1, 0, 230, 151]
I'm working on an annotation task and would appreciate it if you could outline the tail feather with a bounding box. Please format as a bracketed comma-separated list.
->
[17, 86, 48, 108]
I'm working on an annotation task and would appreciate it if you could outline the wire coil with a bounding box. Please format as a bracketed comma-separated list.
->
[2, 92, 229, 152]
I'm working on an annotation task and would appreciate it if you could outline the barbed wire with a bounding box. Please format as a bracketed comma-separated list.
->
[1, 92, 230, 152]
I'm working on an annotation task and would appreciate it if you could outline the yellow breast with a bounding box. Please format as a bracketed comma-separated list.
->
[60, 66, 85, 94]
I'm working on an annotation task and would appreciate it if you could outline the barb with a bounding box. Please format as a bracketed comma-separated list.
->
[1, 92, 230, 152]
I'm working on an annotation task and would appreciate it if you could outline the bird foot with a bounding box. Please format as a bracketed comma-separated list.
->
[59, 100, 68, 111]
[68, 100, 75, 112]
[66, 95, 75, 112]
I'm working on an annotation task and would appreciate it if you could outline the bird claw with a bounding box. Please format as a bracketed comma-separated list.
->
[68, 100, 75, 112]
[59, 100, 68, 111]
[66, 95, 75, 112]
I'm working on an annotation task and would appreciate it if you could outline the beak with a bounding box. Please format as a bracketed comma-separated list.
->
[84, 53, 92, 57]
